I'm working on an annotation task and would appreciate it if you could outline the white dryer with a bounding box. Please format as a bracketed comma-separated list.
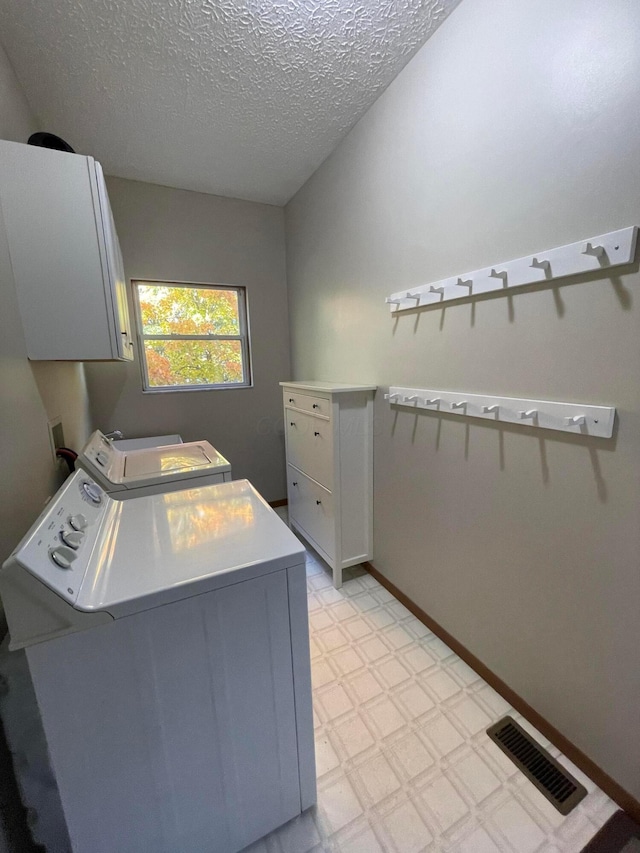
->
[0, 470, 315, 853]
[77, 429, 232, 498]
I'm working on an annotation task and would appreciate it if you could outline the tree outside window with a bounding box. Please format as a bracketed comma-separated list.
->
[133, 281, 252, 391]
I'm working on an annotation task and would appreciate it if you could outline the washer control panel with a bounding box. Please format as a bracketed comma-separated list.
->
[8, 471, 110, 606]
[82, 430, 117, 476]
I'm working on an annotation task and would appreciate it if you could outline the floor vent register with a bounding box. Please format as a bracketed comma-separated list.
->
[486, 716, 587, 815]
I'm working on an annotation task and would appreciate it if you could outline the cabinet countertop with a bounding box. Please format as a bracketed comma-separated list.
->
[280, 381, 377, 394]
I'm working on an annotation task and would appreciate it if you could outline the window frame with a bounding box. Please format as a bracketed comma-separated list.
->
[132, 279, 253, 393]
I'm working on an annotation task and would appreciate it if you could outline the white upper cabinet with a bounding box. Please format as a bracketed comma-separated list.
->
[0, 141, 133, 361]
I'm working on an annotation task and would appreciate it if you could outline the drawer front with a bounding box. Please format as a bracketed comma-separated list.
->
[282, 390, 331, 419]
[288, 467, 335, 560]
[285, 409, 333, 489]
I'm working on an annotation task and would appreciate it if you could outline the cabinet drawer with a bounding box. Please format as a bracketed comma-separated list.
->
[285, 410, 333, 489]
[288, 467, 335, 560]
[282, 390, 331, 419]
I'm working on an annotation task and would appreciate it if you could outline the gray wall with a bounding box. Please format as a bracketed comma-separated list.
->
[85, 178, 290, 502]
[285, 0, 640, 801]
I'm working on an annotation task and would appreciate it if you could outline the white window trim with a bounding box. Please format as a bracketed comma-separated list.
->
[132, 279, 253, 393]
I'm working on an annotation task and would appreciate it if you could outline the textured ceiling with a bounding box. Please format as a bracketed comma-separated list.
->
[0, 0, 461, 204]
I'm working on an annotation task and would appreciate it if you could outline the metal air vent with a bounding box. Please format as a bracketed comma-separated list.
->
[487, 716, 587, 815]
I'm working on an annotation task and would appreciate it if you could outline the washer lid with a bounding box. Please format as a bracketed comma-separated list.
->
[76, 479, 304, 617]
[124, 444, 213, 477]
[117, 441, 231, 486]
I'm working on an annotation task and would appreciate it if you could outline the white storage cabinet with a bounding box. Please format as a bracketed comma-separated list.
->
[281, 381, 376, 587]
[0, 140, 133, 361]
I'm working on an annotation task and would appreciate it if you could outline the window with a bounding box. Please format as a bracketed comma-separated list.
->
[133, 281, 251, 391]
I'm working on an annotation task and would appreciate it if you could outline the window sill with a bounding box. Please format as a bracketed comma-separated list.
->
[141, 382, 254, 394]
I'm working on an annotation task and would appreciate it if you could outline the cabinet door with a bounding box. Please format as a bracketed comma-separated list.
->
[285, 409, 333, 489]
[94, 163, 134, 361]
[288, 466, 335, 560]
[0, 142, 134, 361]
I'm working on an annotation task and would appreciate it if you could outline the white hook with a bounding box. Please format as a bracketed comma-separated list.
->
[385, 393, 401, 402]
[425, 397, 441, 406]
[451, 401, 467, 410]
[489, 268, 508, 282]
[429, 285, 445, 295]
[405, 291, 421, 302]
[565, 415, 586, 426]
[582, 242, 605, 259]
[404, 395, 419, 403]
[455, 277, 473, 291]
[385, 297, 402, 305]
[482, 404, 499, 414]
[530, 257, 551, 271]
[518, 409, 538, 420]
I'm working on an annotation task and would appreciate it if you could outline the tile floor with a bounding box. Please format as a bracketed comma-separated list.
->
[245, 514, 618, 853]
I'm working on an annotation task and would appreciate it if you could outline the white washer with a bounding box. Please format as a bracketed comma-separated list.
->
[77, 429, 232, 498]
[0, 470, 315, 853]
[112, 433, 183, 450]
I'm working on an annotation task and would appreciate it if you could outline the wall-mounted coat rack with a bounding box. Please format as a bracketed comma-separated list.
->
[385, 226, 637, 313]
[385, 387, 616, 438]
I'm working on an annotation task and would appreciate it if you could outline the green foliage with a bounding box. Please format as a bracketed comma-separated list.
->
[137, 284, 245, 387]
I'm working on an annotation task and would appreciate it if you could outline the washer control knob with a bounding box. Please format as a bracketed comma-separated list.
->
[61, 529, 84, 550]
[69, 513, 88, 531]
[96, 451, 109, 467]
[49, 546, 77, 569]
[81, 481, 103, 505]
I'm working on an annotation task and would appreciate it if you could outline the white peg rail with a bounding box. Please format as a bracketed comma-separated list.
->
[385, 387, 616, 438]
[385, 226, 637, 313]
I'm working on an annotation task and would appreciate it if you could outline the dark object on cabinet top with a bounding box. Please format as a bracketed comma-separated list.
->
[27, 132, 75, 153]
